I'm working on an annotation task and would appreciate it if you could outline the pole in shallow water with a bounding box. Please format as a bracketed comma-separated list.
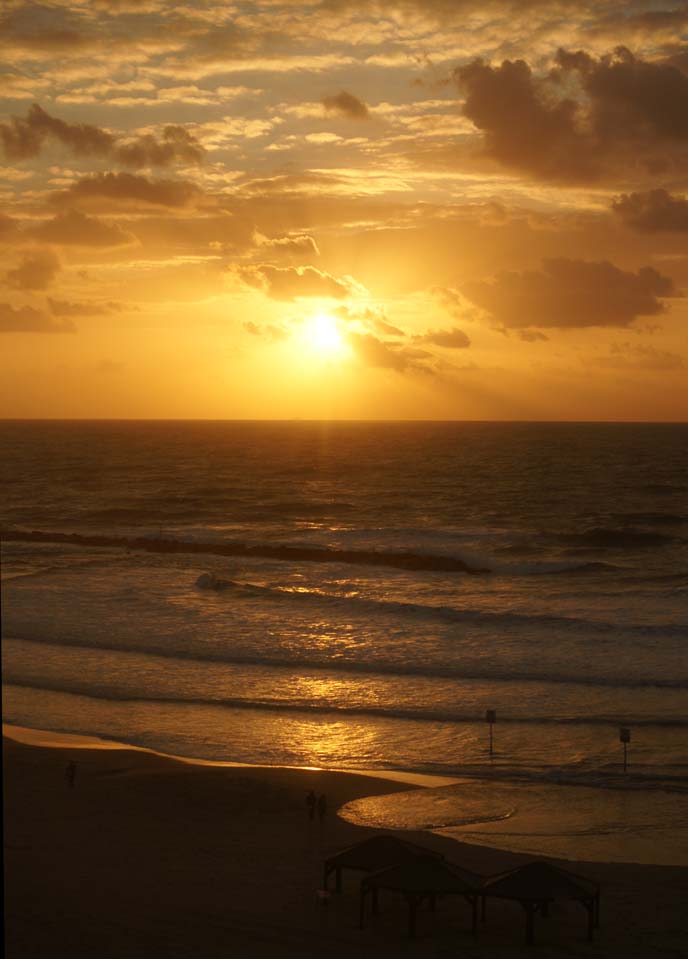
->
[486, 709, 496, 758]
[619, 727, 631, 773]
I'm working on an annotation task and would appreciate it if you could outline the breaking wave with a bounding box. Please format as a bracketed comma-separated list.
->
[2, 528, 489, 574]
[6, 634, 688, 690]
[193, 572, 687, 638]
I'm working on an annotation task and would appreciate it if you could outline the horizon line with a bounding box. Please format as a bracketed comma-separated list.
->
[1, 417, 687, 425]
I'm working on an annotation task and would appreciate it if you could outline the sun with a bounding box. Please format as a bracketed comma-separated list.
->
[302, 312, 349, 359]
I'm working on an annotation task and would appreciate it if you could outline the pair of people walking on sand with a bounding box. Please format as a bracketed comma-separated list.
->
[306, 789, 327, 822]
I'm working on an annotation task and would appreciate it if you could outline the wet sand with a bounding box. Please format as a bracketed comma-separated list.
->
[3, 729, 688, 958]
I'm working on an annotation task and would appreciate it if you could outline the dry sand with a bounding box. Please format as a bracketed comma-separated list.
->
[3, 729, 687, 958]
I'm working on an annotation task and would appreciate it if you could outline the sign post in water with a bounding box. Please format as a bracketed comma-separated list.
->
[619, 727, 631, 773]
[486, 709, 496, 757]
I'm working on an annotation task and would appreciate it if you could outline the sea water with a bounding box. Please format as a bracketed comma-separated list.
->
[2, 420, 687, 863]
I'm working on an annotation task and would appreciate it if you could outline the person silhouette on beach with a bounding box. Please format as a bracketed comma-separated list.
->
[65, 761, 76, 789]
[317, 793, 327, 823]
[306, 789, 317, 820]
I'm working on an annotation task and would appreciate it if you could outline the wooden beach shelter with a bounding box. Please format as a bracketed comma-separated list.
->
[323, 835, 443, 893]
[481, 860, 600, 946]
[360, 858, 483, 940]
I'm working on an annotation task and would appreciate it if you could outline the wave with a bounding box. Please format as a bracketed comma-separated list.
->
[556, 527, 677, 549]
[6, 634, 688, 690]
[612, 512, 688, 527]
[430, 764, 688, 795]
[5, 679, 688, 729]
[193, 572, 686, 638]
[1, 528, 490, 574]
[641, 483, 687, 497]
[81, 499, 359, 524]
[507, 560, 623, 575]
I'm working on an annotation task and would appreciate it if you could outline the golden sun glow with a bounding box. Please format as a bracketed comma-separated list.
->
[302, 313, 349, 360]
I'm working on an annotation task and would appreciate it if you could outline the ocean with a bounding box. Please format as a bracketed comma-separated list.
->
[2, 420, 687, 864]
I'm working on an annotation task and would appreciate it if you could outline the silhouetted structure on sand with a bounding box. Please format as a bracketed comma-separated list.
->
[481, 860, 600, 945]
[325, 837, 602, 946]
[360, 857, 482, 939]
[323, 835, 443, 892]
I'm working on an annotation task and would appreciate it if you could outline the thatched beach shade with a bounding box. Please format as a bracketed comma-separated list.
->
[481, 860, 601, 946]
[360, 858, 483, 940]
[323, 835, 443, 893]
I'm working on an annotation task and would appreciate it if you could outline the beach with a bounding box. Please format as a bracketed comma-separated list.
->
[4, 728, 688, 959]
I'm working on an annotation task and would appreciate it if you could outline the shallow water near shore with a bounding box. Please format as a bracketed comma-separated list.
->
[2, 420, 687, 865]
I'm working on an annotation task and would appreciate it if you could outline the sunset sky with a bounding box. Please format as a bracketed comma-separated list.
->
[1, 0, 687, 420]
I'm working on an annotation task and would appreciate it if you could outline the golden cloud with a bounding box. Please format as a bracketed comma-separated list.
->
[236, 263, 362, 300]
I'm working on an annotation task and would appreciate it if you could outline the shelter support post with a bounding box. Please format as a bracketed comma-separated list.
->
[406, 894, 419, 940]
[471, 895, 478, 934]
[335, 866, 342, 893]
[585, 899, 595, 942]
[525, 903, 535, 946]
[595, 892, 601, 928]
[359, 884, 368, 929]
[481, 894, 486, 922]
[372, 886, 379, 915]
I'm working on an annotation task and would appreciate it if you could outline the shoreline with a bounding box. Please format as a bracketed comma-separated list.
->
[4, 726, 688, 957]
[6, 720, 687, 868]
[2, 722, 460, 788]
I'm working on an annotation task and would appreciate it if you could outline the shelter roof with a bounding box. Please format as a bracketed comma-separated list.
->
[364, 857, 482, 895]
[325, 835, 443, 872]
[482, 861, 599, 902]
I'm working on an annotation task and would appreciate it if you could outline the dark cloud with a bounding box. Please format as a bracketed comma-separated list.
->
[237, 264, 357, 300]
[593, 341, 686, 370]
[0, 104, 114, 161]
[333, 304, 404, 336]
[316, 0, 623, 18]
[663, 43, 688, 74]
[588, 7, 688, 45]
[463, 258, 677, 329]
[133, 212, 255, 256]
[236, 171, 345, 196]
[558, 46, 688, 142]
[517, 329, 549, 342]
[612, 189, 688, 232]
[51, 172, 200, 209]
[431, 286, 478, 321]
[5, 250, 60, 291]
[188, 22, 250, 64]
[0, 213, 20, 238]
[321, 91, 370, 119]
[417, 327, 471, 348]
[455, 46, 688, 183]
[348, 331, 419, 371]
[48, 298, 122, 317]
[456, 58, 591, 181]
[0, 302, 74, 333]
[31, 210, 135, 247]
[0, 106, 204, 169]
[243, 320, 289, 340]
[114, 126, 205, 168]
[0, 6, 96, 56]
[373, 316, 404, 337]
